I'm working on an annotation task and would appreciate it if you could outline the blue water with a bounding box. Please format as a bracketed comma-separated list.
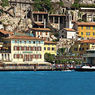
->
[0, 71, 95, 95]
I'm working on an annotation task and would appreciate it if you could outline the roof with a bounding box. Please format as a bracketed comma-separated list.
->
[64, 28, 75, 31]
[80, 39, 95, 43]
[33, 11, 48, 14]
[49, 14, 65, 17]
[76, 22, 95, 26]
[34, 22, 44, 26]
[0, 30, 14, 35]
[32, 28, 51, 31]
[5, 35, 43, 41]
[45, 41, 57, 44]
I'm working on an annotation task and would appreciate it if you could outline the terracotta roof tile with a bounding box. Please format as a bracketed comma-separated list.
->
[64, 28, 75, 31]
[76, 22, 95, 26]
[45, 41, 57, 44]
[5, 35, 43, 41]
[0, 30, 14, 35]
[32, 28, 51, 31]
[80, 39, 95, 43]
[34, 22, 44, 26]
[33, 11, 48, 14]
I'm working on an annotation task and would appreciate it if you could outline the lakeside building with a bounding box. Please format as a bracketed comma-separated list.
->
[73, 22, 95, 40]
[70, 39, 95, 56]
[44, 41, 57, 56]
[0, 35, 45, 64]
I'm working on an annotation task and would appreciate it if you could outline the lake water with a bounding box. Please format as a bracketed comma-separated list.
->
[0, 71, 95, 95]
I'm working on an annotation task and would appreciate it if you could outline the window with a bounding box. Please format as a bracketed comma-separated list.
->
[86, 27, 90, 30]
[46, 32, 48, 35]
[39, 14, 42, 21]
[81, 26, 83, 29]
[93, 27, 95, 30]
[74, 48, 77, 51]
[14, 54, 16, 58]
[52, 47, 55, 50]
[33, 41, 35, 44]
[40, 32, 42, 35]
[29, 41, 31, 44]
[86, 32, 90, 35]
[82, 48, 84, 50]
[15, 40, 17, 43]
[39, 55, 42, 59]
[48, 47, 50, 50]
[24, 41, 26, 44]
[55, 17, 58, 23]
[81, 32, 83, 35]
[21, 46, 24, 51]
[20, 40, 22, 43]
[93, 32, 95, 35]
[14, 46, 17, 50]
[44, 47, 46, 50]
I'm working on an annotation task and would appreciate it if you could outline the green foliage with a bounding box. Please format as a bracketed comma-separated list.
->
[72, 3, 95, 9]
[72, 3, 79, 9]
[57, 48, 66, 56]
[58, 0, 64, 7]
[1, 0, 9, 7]
[55, 58, 82, 64]
[79, 4, 95, 8]
[74, 0, 80, 4]
[33, 0, 52, 12]
[54, 32, 59, 38]
[44, 53, 55, 63]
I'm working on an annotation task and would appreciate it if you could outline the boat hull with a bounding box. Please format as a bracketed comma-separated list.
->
[74, 68, 95, 71]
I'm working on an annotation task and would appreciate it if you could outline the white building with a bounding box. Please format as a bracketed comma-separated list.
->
[63, 28, 77, 39]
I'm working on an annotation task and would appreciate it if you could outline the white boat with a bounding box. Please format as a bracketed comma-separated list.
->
[75, 66, 95, 71]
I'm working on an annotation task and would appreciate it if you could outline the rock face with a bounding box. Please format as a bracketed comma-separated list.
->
[0, 4, 32, 32]
[79, 0, 95, 4]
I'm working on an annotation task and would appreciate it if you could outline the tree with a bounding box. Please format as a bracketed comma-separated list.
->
[57, 48, 66, 56]
[33, 0, 52, 12]
[58, 0, 64, 7]
[44, 53, 55, 64]
[1, 0, 9, 7]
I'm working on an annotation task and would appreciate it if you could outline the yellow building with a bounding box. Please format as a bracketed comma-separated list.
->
[74, 22, 95, 39]
[70, 39, 95, 55]
[44, 41, 57, 55]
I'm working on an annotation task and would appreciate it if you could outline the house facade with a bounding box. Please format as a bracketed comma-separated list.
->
[63, 28, 76, 39]
[31, 28, 51, 41]
[44, 41, 57, 56]
[73, 22, 95, 40]
[70, 39, 95, 56]
[0, 36, 44, 64]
